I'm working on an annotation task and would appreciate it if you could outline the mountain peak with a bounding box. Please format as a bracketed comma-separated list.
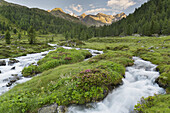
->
[114, 12, 126, 18]
[80, 13, 87, 18]
[97, 13, 107, 16]
[50, 8, 64, 12]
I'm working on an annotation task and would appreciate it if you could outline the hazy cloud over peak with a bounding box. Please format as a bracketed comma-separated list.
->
[85, 8, 111, 14]
[69, 4, 83, 13]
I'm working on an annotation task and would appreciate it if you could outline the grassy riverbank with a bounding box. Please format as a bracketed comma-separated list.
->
[0, 36, 169, 113]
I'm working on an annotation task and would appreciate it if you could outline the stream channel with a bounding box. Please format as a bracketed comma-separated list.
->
[0, 44, 165, 113]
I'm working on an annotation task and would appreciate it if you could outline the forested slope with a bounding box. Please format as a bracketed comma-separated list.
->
[94, 0, 170, 37]
[0, 0, 92, 40]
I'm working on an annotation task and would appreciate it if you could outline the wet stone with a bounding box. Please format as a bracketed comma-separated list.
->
[42, 54, 47, 56]
[38, 103, 58, 113]
[9, 76, 20, 83]
[58, 106, 67, 113]
[0, 60, 6, 66]
[8, 59, 19, 65]
[6, 76, 20, 87]
[11, 67, 15, 70]
[11, 74, 18, 76]
[6, 83, 12, 87]
[93, 52, 101, 54]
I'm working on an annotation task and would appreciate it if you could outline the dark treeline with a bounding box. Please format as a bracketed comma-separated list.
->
[92, 0, 170, 37]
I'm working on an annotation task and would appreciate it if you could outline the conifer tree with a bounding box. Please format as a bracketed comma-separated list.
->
[5, 31, 11, 44]
[28, 26, 36, 44]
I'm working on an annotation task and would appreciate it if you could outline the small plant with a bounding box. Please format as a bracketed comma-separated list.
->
[64, 57, 72, 60]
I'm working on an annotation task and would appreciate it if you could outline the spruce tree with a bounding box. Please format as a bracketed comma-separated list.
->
[18, 33, 21, 40]
[5, 31, 11, 44]
[13, 29, 17, 34]
[28, 26, 36, 44]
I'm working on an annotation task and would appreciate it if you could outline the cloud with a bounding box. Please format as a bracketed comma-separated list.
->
[85, 8, 111, 14]
[65, 8, 73, 14]
[89, 4, 95, 9]
[107, 0, 136, 11]
[69, 4, 83, 13]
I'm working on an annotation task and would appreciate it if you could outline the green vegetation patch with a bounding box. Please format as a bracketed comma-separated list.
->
[22, 47, 92, 77]
[134, 95, 170, 113]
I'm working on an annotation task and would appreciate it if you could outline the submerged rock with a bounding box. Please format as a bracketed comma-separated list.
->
[0, 60, 6, 66]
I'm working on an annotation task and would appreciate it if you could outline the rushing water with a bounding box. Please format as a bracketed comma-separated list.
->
[0, 49, 54, 95]
[68, 57, 165, 113]
[0, 44, 103, 95]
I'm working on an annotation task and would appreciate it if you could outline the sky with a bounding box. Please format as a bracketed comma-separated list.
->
[5, 0, 148, 15]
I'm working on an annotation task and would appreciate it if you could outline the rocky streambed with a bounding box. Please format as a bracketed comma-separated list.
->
[0, 49, 53, 95]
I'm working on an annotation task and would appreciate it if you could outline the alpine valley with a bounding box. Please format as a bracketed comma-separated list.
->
[0, 0, 169, 113]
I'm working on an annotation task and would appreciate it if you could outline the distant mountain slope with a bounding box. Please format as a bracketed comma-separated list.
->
[49, 7, 126, 27]
[95, 0, 170, 36]
[79, 12, 126, 27]
[49, 8, 83, 24]
[0, 0, 90, 38]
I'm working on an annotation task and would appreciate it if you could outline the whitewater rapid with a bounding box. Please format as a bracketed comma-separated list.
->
[68, 57, 165, 113]
[0, 49, 54, 95]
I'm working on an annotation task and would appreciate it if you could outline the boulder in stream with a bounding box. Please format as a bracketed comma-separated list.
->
[38, 103, 68, 113]
[11, 67, 15, 70]
[0, 60, 6, 66]
[8, 59, 19, 65]
[38, 103, 58, 113]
